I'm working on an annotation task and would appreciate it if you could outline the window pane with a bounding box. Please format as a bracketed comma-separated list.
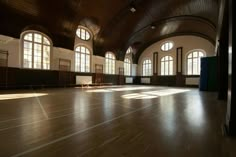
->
[75, 46, 90, 72]
[187, 51, 205, 75]
[23, 33, 51, 70]
[198, 57, 201, 74]
[76, 28, 91, 40]
[126, 47, 132, 54]
[193, 58, 198, 74]
[124, 58, 131, 76]
[193, 51, 198, 57]
[143, 59, 151, 76]
[161, 56, 173, 75]
[43, 37, 50, 45]
[105, 53, 115, 74]
[24, 33, 33, 41]
[188, 59, 192, 75]
[34, 33, 42, 43]
[23, 41, 33, 68]
[165, 61, 169, 75]
[169, 61, 173, 75]
[188, 53, 192, 58]
[161, 62, 164, 75]
[161, 42, 174, 51]
[199, 52, 204, 57]
[86, 55, 90, 72]
[43, 46, 50, 69]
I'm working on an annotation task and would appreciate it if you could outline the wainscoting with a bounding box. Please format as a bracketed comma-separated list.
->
[0, 67, 120, 89]
[0, 67, 203, 89]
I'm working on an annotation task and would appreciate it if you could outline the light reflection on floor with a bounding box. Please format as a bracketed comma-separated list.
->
[0, 93, 48, 100]
[85, 86, 155, 93]
[121, 88, 191, 99]
[75, 85, 122, 89]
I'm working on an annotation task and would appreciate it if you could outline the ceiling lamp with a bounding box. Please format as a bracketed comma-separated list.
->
[130, 5, 136, 13]
[151, 24, 156, 29]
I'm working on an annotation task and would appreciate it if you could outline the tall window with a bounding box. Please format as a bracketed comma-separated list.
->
[142, 59, 152, 76]
[124, 58, 131, 76]
[75, 46, 90, 72]
[105, 52, 115, 74]
[187, 50, 204, 75]
[161, 56, 173, 75]
[23, 32, 51, 69]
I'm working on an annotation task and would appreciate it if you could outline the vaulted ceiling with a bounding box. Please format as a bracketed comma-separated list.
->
[0, 0, 219, 62]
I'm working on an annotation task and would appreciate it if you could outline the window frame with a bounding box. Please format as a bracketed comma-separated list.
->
[142, 59, 152, 76]
[105, 52, 116, 74]
[161, 41, 174, 52]
[124, 58, 131, 76]
[186, 50, 205, 75]
[75, 45, 91, 73]
[76, 26, 91, 41]
[160, 56, 174, 76]
[21, 30, 52, 70]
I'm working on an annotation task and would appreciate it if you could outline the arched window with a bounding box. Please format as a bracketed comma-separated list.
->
[75, 46, 90, 72]
[187, 50, 204, 75]
[161, 41, 174, 51]
[126, 47, 132, 54]
[105, 52, 115, 74]
[23, 32, 51, 69]
[124, 58, 131, 76]
[142, 59, 152, 76]
[161, 56, 173, 75]
[76, 27, 91, 41]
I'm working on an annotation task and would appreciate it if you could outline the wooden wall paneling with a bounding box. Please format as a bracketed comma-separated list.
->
[119, 67, 124, 85]
[95, 64, 103, 84]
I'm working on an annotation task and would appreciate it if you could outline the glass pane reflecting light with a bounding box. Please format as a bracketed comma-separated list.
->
[23, 32, 51, 70]
[161, 41, 174, 51]
[124, 58, 131, 76]
[187, 50, 204, 75]
[143, 59, 152, 76]
[161, 56, 173, 75]
[105, 52, 115, 74]
[76, 27, 91, 40]
[75, 46, 90, 72]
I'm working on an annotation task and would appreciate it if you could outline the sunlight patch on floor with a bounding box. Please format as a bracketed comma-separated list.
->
[86, 86, 154, 93]
[0, 93, 48, 100]
[121, 88, 191, 99]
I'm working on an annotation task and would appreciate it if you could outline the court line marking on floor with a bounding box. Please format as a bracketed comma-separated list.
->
[0, 101, 135, 131]
[0, 94, 133, 124]
[33, 91, 49, 120]
[0, 100, 135, 130]
[0, 106, 103, 132]
[10, 104, 152, 157]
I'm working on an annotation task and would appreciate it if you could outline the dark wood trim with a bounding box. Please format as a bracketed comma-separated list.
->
[176, 47, 183, 74]
[153, 52, 158, 75]
[184, 75, 200, 78]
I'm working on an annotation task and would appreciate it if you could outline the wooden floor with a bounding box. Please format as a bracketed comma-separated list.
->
[0, 85, 235, 157]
